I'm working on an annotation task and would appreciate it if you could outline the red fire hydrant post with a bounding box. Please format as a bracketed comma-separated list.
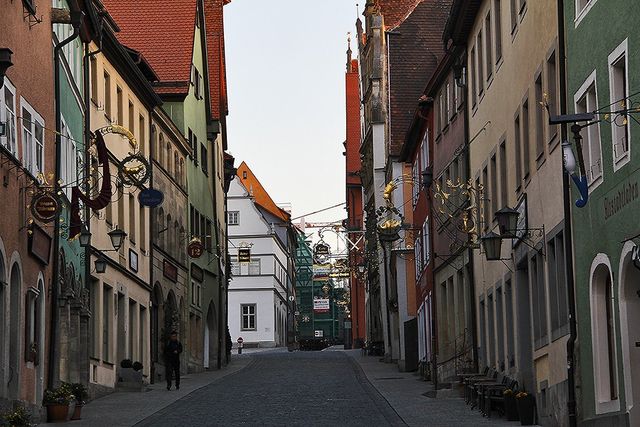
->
[237, 337, 244, 354]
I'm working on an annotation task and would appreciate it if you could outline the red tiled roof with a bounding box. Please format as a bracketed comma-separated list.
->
[236, 162, 290, 223]
[378, 0, 424, 30]
[102, 0, 197, 96]
[204, 0, 229, 120]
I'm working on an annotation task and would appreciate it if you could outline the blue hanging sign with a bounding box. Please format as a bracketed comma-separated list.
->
[138, 188, 164, 208]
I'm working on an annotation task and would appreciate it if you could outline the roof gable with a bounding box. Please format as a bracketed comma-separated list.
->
[236, 162, 290, 223]
[102, 0, 197, 96]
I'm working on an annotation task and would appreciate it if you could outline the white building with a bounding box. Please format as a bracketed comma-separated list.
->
[227, 162, 295, 348]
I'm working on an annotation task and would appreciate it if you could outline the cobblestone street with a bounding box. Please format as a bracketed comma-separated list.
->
[46, 349, 527, 427]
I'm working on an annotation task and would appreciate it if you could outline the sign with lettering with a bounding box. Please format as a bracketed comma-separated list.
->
[313, 264, 331, 281]
[313, 298, 330, 313]
[238, 247, 251, 263]
[28, 223, 52, 265]
[163, 259, 178, 282]
[604, 180, 639, 220]
[138, 188, 164, 208]
[188, 239, 204, 259]
[30, 192, 59, 223]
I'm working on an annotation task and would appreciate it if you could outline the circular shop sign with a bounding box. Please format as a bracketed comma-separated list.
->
[138, 188, 164, 208]
[187, 240, 204, 259]
[31, 192, 60, 223]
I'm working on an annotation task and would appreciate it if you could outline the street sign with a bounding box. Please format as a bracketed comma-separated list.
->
[314, 330, 324, 338]
[237, 337, 244, 344]
[138, 188, 164, 208]
[313, 298, 330, 313]
[187, 239, 204, 259]
[238, 247, 251, 263]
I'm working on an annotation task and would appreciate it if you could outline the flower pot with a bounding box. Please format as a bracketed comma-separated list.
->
[505, 394, 519, 421]
[516, 394, 536, 426]
[70, 403, 83, 420]
[46, 404, 70, 423]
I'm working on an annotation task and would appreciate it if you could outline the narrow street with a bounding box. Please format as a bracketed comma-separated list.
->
[45, 349, 523, 427]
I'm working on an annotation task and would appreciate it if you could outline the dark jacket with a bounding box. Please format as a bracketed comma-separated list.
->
[165, 340, 183, 364]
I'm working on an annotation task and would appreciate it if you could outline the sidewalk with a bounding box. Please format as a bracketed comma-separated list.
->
[344, 349, 527, 427]
[40, 356, 254, 427]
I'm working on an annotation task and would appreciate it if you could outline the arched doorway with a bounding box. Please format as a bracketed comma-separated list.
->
[8, 262, 22, 398]
[204, 302, 216, 369]
[619, 246, 640, 424]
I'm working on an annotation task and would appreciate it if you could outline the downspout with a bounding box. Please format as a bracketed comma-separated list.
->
[557, 1, 577, 426]
[49, 6, 83, 390]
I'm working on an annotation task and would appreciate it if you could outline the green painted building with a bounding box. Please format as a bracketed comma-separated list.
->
[566, 1, 640, 425]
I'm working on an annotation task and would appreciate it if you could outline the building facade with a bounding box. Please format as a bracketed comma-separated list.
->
[446, 0, 570, 425]
[227, 162, 294, 348]
[565, 0, 640, 425]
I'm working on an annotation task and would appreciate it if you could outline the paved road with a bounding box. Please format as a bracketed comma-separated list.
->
[135, 351, 405, 427]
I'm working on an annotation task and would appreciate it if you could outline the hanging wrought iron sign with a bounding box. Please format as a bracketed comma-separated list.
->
[313, 241, 331, 264]
[118, 154, 150, 188]
[187, 238, 204, 259]
[30, 191, 59, 223]
[138, 188, 164, 208]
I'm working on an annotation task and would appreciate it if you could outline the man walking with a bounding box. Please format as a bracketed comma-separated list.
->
[165, 331, 183, 390]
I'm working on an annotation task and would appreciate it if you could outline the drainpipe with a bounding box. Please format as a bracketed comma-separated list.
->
[49, 6, 83, 390]
[557, 1, 577, 426]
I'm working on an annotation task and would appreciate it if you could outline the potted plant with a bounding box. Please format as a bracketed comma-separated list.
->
[1, 406, 33, 427]
[43, 384, 74, 422]
[132, 361, 143, 372]
[503, 389, 519, 421]
[120, 359, 133, 369]
[516, 391, 536, 425]
[67, 382, 88, 420]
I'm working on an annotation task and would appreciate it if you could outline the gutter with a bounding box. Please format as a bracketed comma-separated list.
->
[49, 4, 83, 390]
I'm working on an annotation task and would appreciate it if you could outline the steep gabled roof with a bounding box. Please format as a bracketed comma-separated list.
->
[102, 0, 197, 96]
[236, 162, 290, 223]
[378, 0, 423, 30]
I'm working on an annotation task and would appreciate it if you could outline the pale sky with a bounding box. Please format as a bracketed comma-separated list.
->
[225, 1, 358, 232]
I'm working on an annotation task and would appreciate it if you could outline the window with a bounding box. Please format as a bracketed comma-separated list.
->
[24, 287, 40, 363]
[494, 0, 502, 62]
[102, 285, 112, 362]
[575, 72, 602, 185]
[485, 12, 493, 81]
[241, 304, 256, 330]
[548, 232, 568, 339]
[496, 287, 505, 368]
[159, 134, 165, 166]
[470, 47, 477, 107]
[129, 193, 136, 244]
[174, 151, 179, 178]
[139, 115, 145, 156]
[228, 211, 239, 225]
[205, 219, 212, 250]
[510, 0, 518, 33]
[591, 263, 618, 406]
[609, 39, 629, 166]
[116, 86, 123, 125]
[117, 182, 125, 235]
[546, 51, 559, 143]
[21, 101, 45, 177]
[139, 205, 146, 252]
[128, 101, 134, 135]
[193, 134, 198, 166]
[575, 0, 597, 25]
[412, 160, 420, 207]
[522, 98, 530, 178]
[191, 281, 202, 307]
[201, 143, 208, 174]
[514, 112, 522, 187]
[445, 83, 451, 123]
[415, 231, 423, 278]
[490, 154, 498, 218]
[103, 71, 111, 119]
[249, 259, 261, 275]
[60, 117, 78, 200]
[531, 252, 548, 349]
[488, 293, 495, 366]
[192, 65, 203, 100]
[1, 80, 18, 156]
[535, 73, 545, 160]
[500, 141, 508, 207]
[482, 166, 489, 230]
[479, 298, 486, 366]
[231, 258, 240, 276]
[477, 31, 484, 96]
[90, 56, 98, 103]
[422, 218, 430, 267]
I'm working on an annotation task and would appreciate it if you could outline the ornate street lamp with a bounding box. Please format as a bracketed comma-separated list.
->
[94, 257, 107, 274]
[79, 228, 92, 247]
[108, 228, 127, 251]
[480, 231, 503, 261]
[495, 207, 519, 239]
